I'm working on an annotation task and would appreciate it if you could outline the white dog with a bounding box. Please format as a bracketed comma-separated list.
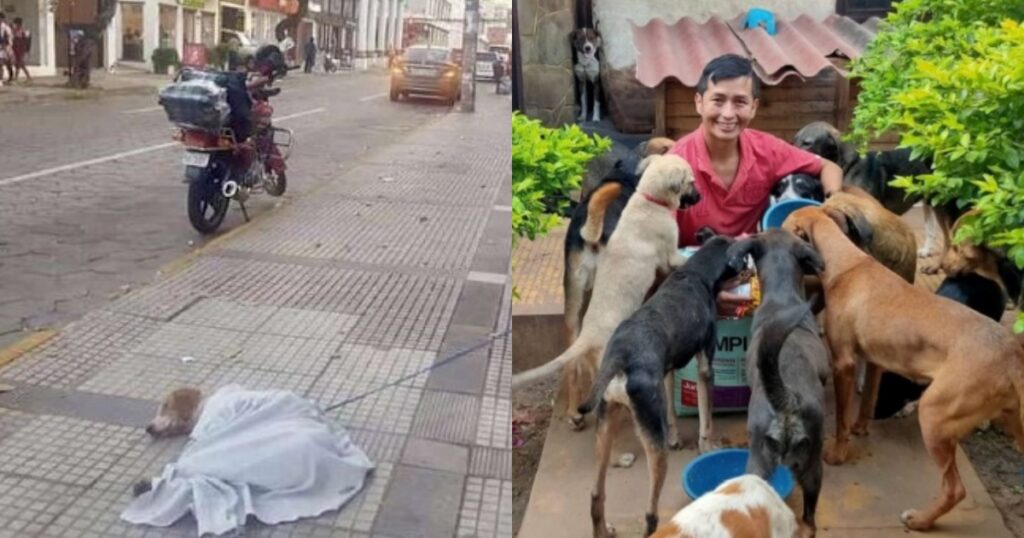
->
[652, 474, 799, 538]
[511, 154, 701, 435]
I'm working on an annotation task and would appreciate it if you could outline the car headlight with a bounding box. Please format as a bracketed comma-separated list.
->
[442, 70, 457, 78]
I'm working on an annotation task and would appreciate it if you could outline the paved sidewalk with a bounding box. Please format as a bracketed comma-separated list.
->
[0, 91, 512, 537]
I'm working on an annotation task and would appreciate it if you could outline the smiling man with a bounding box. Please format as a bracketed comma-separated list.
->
[670, 54, 843, 247]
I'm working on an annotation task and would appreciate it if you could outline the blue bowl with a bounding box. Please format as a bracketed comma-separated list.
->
[762, 198, 822, 230]
[682, 448, 795, 500]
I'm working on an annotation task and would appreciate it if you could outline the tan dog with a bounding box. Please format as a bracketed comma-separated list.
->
[513, 154, 700, 434]
[822, 185, 919, 430]
[650, 474, 799, 538]
[783, 206, 1024, 531]
[144, 387, 203, 438]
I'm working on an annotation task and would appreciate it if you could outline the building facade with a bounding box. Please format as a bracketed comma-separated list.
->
[355, 0, 404, 68]
[401, 0, 449, 49]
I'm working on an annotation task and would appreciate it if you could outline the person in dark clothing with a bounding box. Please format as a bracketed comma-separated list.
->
[303, 37, 316, 74]
[492, 58, 505, 94]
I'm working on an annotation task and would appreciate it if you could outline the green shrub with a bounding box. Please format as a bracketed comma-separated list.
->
[151, 47, 180, 74]
[208, 42, 236, 70]
[848, 0, 1024, 331]
[511, 112, 610, 244]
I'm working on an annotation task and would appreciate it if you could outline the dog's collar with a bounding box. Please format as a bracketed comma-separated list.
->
[641, 193, 673, 210]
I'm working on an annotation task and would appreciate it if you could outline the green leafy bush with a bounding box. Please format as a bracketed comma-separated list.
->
[151, 47, 180, 74]
[848, 0, 1024, 330]
[511, 112, 610, 243]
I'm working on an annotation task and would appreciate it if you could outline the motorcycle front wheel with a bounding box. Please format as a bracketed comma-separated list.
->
[187, 178, 230, 234]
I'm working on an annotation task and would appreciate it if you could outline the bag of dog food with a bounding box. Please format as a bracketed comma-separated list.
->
[673, 247, 756, 416]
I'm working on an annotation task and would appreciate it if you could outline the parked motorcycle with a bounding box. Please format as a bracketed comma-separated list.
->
[159, 45, 295, 234]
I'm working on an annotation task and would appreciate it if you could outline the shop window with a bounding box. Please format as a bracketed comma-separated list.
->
[120, 2, 144, 61]
[159, 4, 177, 49]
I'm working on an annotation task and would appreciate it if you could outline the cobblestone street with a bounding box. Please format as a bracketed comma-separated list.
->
[0, 73, 512, 537]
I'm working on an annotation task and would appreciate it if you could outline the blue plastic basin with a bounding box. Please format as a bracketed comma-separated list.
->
[761, 198, 822, 230]
[682, 448, 795, 500]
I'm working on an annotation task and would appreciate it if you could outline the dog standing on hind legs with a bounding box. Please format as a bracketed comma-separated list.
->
[577, 236, 740, 538]
[727, 230, 829, 537]
[783, 206, 1024, 531]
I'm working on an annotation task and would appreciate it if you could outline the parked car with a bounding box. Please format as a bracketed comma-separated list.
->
[390, 46, 462, 105]
[475, 51, 499, 80]
[220, 30, 259, 57]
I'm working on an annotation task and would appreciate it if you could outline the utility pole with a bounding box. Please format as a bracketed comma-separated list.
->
[458, 0, 480, 113]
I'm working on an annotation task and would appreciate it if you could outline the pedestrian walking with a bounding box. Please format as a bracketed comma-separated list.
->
[11, 17, 31, 83]
[303, 37, 316, 74]
[492, 57, 505, 94]
[0, 14, 13, 84]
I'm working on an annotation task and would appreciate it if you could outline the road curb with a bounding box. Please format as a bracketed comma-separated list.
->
[0, 85, 158, 106]
[0, 329, 58, 370]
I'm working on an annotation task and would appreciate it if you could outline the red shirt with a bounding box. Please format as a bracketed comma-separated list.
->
[670, 127, 823, 246]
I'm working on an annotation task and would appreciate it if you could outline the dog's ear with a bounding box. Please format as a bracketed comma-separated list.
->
[695, 226, 717, 246]
[568, 29, 581, 44]
[828, 205, 873, 247]
[823, 207, 850, 235]
[726, 237, 761, 273]
[793, 240, 825, 276]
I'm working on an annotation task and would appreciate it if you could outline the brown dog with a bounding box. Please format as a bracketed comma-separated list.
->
[941, 210, 1023, 307]
[783, 206, 1024, 531]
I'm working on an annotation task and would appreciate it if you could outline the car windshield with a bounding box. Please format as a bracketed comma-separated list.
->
[404, 48, 449, 64]
[476, 52, 498, 62]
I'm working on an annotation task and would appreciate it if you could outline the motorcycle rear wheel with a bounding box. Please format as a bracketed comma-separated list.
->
[265, 170, 287, 197]
[187, 180, 230, 234]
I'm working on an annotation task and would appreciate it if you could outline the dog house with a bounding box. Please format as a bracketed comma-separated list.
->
[632, 13, 896, 149]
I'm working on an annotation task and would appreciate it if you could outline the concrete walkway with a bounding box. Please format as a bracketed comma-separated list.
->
[0, 91, 512, 537]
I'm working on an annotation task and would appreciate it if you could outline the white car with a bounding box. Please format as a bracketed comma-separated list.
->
[475, 51, 499, 80]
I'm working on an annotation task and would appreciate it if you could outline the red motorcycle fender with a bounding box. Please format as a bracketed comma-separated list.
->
[267, 156, 286, 174]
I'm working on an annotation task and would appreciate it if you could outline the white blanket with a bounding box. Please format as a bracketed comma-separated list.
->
[122, 386, 374, 536]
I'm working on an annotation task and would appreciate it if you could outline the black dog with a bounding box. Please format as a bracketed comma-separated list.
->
[577, 235, 738, 538]
[771, 173, 825, 204]
[727, 229, 828, 534]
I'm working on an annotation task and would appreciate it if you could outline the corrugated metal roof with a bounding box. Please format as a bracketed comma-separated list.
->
[633, 13, 879, 88]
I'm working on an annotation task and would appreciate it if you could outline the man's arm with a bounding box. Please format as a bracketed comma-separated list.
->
[819, 158, 843, 196]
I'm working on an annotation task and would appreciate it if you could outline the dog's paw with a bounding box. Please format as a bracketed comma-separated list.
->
[601, 523, 616, 537]
[799, 523, 817, 538]
[568, 415, 586, 431]
[668, 438, 684, 451]
[823, 438, 850, 466]
[613, 452, 636, 468]
[900, 509, 932, 531]
[698, 437, 720, 454]
[920, 263, 942, 275]
[892, 400, 919, 419]
[851, 420, 870, 437]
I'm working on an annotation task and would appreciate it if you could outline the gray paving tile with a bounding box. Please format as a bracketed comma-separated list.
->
[0, 382, 156, 428]
[232, 333, 344, 375]
[457, 478, 512, 538]
[0, 473, 84, 538]
[0, 414, 137, 487]
[171, 297, 279, 331]
[349, 429, 406, 464]
[78, 352, 220, 401]
[427, 325, 493, 395]
[312, 384, 422, 436]
[131, 323, 248, 361]
[475, 396, 511, 450]
[322, 344, 435, 391]
[0, 311, 161, 389]
[469, 448, 511, 480]
[449, 281, 503, 330]
[411, 391, 480, 445]
[374, 465, 463, 538]
[258, 308, 359, 340]
[402, 438, 469, 475]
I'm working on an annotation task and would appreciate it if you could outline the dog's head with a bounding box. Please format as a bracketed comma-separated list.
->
[634, 136, 676, 158]
[570, 28, 602, 59]
[793, 121, 857, 169]
[635, 154, 700, 210]
[145, 387, 203, 438]
[939, 211, 1020, 305]
[821, 195, 874, 249]
[727, 229, 825, 286]
[781, 206, 830, 249]
[771, 173, 824, 203]
[686, 234, 741, 286]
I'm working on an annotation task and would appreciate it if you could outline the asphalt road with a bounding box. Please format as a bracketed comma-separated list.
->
[0, 71, 464, 348]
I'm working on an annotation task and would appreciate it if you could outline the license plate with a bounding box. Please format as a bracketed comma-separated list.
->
[411, 68, 434, 76]
[182, 152, 210, 167]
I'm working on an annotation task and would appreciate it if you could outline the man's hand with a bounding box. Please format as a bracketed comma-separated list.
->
[820, 158, 844, 197]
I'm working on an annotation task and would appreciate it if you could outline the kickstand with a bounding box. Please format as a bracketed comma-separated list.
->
[238, 200, 250, 222]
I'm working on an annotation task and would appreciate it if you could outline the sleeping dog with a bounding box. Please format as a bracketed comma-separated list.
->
[728, 229, 828, 537]
[571, 27, 603, 123]
[793, 121, 959, 265]
[578, 235, 739, 538]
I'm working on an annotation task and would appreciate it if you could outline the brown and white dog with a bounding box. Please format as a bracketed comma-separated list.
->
[783, 206, 1024, 531]
[571, 27, 603, 123]
[144, 387, 204, 438]
[512, 154, 700, 433]
[650, 474, 799, 538]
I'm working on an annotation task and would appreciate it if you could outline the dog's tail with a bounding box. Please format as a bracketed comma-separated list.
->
[580, 182, 622, 244]
[576, 344, 627, 416]
[511, 338, 588, 391]
[756, 304, 810, 412]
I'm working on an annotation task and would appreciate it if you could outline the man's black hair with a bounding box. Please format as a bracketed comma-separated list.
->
[696, 54, 761, 98]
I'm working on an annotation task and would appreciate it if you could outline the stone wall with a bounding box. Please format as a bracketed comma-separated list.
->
[518, 0, 575, 126]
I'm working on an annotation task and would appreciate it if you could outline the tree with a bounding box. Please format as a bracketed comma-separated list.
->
[848, 0, 1024, 330]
